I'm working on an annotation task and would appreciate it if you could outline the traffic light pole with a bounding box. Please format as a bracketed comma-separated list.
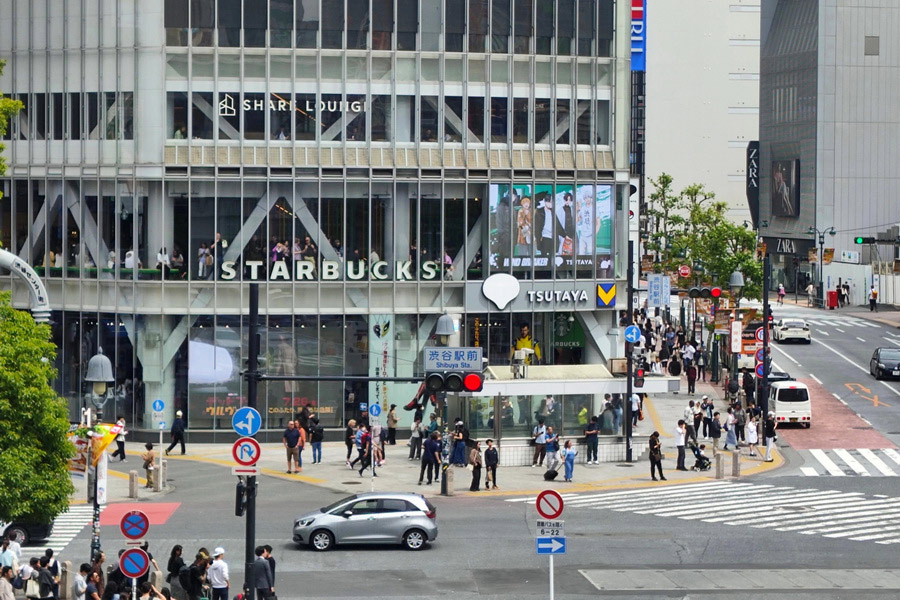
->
[625, 240, 634, 462]
[243, 283, 260, 600]
[761, 255, 771, 414]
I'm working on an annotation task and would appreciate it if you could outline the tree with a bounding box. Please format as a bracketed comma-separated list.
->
[646, 173, 762, 299]
[0, 60, 23, 192]
[0, 291, 74, 523]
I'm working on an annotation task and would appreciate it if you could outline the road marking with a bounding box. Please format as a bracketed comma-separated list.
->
[858, 449, 897, 476]
[818, 329, 830, 336]
[856, 336, 866, 342]
[770, 343, 800, 365]
[832, 393, 842, 400]
[835, 327, 845, 333]
[883, 449, 900, 466]
[800, 466, 819, 476]
[809, 373, 823, 384]
[833, 449, 871, 476]
[811, 339, 869, 374]
[810, 449, 847, 476]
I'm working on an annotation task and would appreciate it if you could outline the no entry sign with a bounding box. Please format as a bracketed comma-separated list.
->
[535, 490, 565, 520]
[119, 548, 150, 579]
[119, 510, 150, 540]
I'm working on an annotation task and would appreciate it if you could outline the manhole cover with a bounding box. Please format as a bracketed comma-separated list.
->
[342, 481, 363, 485]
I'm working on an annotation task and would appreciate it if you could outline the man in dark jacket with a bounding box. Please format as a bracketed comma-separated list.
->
[484, 439, 499, 489]
[709, 412, 723, 456]
[252, 546, 274, 599]
[166, 410, 186, 455]
[418, 432, 441, 485]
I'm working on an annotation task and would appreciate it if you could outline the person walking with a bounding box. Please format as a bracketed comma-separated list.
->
[251, 547, 274, 600]
[165, 546, 185, 599]
[484, 439, 499, 489]
[561, 439, 578, 482]
[295, 420, 308, 470]
[418, 432, 441, 485]
[697, 346, 708, 382]
[683, 401, 697, 444]
[723, 408, 738, 451]
[282, 421, 301, 474]
[544, 427, 560, 471]
[386, 404, 398, 445]
[686, 363, 697, 395]
[141, 443, 156, 488]
[630, 393, 642, 428]
[764, 411, 778, 462]
[709, 412, 722, 456]
[584, 416, 599, 464]
[408, 417, 424, 461]
[450, 421, 467, 466]
[649, 431, 666, 481]
[165, 411, 186, 455]
[349, 424, 366, 470]
[701, 396, 713, 439]
[777, 283, 786, 305]
[310, 417, 324, 464]
[531, 419, 547, 467]
[734, 403, 747, 444]
[675, 420, 687, 471]
[469, 441, 483, 491]
[357, 426, 374, 477]
[869, 286, 878, 312]
[110, 416, 127, 462]
[746, 414, 759, 457]
[206, 549, 228, 600]
[344, 419, 357, 465]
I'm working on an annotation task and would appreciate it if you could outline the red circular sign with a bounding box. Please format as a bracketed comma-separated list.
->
[232, 437, 262, 466]
[119, 510, 150, 540]
[119, 548, 150, 579]
[535, 490, 564, 520]
[678, 265, 691, 278]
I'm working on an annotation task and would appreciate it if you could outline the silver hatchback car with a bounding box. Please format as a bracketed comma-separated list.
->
[293, 492, 438, 551]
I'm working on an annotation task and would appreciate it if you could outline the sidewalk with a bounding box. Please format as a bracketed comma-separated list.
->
[775, 294, 900, 328]
[107, 386, 782, 501]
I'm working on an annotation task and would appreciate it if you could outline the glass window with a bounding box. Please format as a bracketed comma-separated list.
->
[217, 0, 240, 46]
[422, 58, 440, 82]
[597, 0, 613, 56]
[244, 0, 266, 47]
[243, 93, 265, 140]
[218, 92, 240, 140]
[165, 0, 189, 45]
[555, 99, 569, 144]
[296, 56, 317, 79]
[371, 95, 391, 141]
[346, 94, 366, 141]
[68, 93, 82, 140]
[576, 100, 590, 145]
[321, 56, 342, 80]
[397, 0, 417, 50]
[270, 54, 292, 78]
[557, 0, 574, 55]
[51, 93, 63, 140]
[421, 0, 441, 51]
[513, 0, 532, 54]
[86, 92, 99, 139]
[490, 98, 507, 143]
[296, 0, 319, 48]
[122, 93, 134, 140]
[557, 61, 571, 84]
[103, 93, 117, 140]
[490, 59, 508, 83]
[320, 94, 343, 141]
[534, 98, 550, 143]
[596, 99, 609, 144]
[271, 92, 292, 140]
[245, 55, 266, 79]
[321, 0, 344, 48]
[491, 0, 510, 52]
[420, 96, 438, 142]
[372, 0, 393, 50]
[295, 93, 316, 140]
[577, 0, 594, 57]
[168, 92, 188, 139]
[446, 58, 463, 81]
[396, 96, 414, 142]
[535, 0, 552, 54]
[512, 97, 528, 143]
[513, 60, 530, 83]
[444, 97, 463, 142]
[346, 56, 367, 81]
[270, 0, 293, 47]
[347, 0, 369, 49]
[468, 58, 486, 82]
[191, 0, 215, 46]
[446, 0, 465, 52]
[468, 97, 484, 142]
[444, 190, 465, 279]
[535, 61, 550, 84]
[469, 0, 488, 52]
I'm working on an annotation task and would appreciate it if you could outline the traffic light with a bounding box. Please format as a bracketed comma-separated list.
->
[425, 371, 484, 393]
[235, 479, 246, 516]
[688, 287, 722, 299]
[634, 367, 645, 388]
[854, 236, 876, 244]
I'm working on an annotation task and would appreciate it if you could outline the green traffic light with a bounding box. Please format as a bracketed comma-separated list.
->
[854, 237, 864, 244]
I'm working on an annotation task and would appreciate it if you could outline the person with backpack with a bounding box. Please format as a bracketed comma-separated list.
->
[310, 417, 325, 464]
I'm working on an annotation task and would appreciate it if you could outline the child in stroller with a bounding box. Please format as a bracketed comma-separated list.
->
[689, 440, 711, 471]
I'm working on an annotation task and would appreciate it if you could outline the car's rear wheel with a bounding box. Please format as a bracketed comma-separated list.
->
[309, 529, 334, 551]
[402, 529, 427, 551]
[5, 525, 28, 545]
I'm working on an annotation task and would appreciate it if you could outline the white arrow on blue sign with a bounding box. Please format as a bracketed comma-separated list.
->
[232, 407, 262, 437]
[624, 325, 642, 344]
[535, 537, 566, 555]
[369, 404, 382, 417]
[152, 399, 165, 412]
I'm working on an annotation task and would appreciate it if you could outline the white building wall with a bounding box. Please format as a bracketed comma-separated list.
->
[645, 0, 760, 222]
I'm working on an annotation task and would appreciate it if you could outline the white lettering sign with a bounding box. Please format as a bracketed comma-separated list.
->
[526, 290, 589, 305]
[219, 259, 440, 282]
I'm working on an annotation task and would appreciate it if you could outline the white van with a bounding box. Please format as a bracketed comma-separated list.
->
[769, 381, 812, 427]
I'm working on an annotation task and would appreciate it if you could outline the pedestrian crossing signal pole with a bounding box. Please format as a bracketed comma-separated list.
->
[243, 283, 260, 600]
[761, 255, 771, 414]
[625, 241, 635, 462]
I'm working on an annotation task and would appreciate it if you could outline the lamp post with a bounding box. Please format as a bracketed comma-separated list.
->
[84, 348, 115, 562]
[808, 226, 836, 307]
[729, 270, 745, 395]
[434, 313, 455, 496]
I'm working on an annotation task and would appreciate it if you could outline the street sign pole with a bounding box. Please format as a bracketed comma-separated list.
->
[535, 491, 565, 600]
[761, 255, 771, 414]
[243, 283, 260, 600]
[549, 554, 554, 600]
[625, 240, 634, 462]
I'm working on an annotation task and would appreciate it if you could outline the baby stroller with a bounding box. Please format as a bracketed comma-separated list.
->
[689, 440, 711, 471]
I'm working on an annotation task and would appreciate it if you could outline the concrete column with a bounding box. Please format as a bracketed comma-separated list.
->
[59, 561, 72, 600]
[715, 454, 724, 479]
[128, 471, 139, 498]
[139, 315, 176, 429]
[732, 452, 741, 478]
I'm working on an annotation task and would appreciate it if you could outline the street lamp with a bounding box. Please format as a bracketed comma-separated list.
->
[434, 313, 455, 496]
[808, 226, 836, 306]
[729, 270, 745, 396]
[84, 348, 114, 562]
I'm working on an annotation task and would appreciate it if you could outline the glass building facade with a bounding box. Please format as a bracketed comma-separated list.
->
[0, 0, 631, 438]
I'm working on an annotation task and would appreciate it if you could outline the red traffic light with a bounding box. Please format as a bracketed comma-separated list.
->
[463, 373, 484, 392]
[636, 368, 645, 378]
[711, 287, 722, 298]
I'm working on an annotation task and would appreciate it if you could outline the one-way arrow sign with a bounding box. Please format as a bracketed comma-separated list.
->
[535, 537, 566, 555]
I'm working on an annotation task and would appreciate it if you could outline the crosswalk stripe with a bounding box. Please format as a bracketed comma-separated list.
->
[825, 523, 900, 539]
[775, 506, 900, 533]
[650, 489, 842, 521]
[882, 449, 900, 465]
[858, 449, 897, 476]
[743, 498, 896, 528]
[833, 449, 871, 476]
[810, 449, 847, 476]
[800, 466, 819, 476]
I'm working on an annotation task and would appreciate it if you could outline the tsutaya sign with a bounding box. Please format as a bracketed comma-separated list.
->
[218, 93, 367, 117]
[219, 259, 442, 281]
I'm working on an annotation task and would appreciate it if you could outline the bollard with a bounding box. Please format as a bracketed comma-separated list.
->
[59, 560, 72, 600]
[160, 459, 168, 489]
[128, 470, 139, 498]
[715, 454, 724, 479]
[441, 465, 455, 496]
[732, 452, 741, 478]
[153, 461, 163, 492]
[149, 569, 166, 590]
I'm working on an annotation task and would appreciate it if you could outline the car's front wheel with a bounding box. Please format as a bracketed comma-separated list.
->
[402, 529, 427, 551]
[309, 529, 334, 552]
[5, 525, 28, 545]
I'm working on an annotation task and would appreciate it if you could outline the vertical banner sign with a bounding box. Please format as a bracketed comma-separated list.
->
[746, 142, 760, 227]
[631, 0, 646, 72]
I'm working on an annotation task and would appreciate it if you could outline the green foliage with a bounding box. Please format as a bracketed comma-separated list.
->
[646, 173, 762, 300]
[0, 292, 74, 524]
[0, 60, 23, 185]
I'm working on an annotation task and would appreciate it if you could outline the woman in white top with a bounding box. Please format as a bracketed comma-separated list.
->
[746, 415, 759, 457]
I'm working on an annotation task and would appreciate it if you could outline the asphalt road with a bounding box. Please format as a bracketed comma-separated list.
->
[57, 457, 899, 599]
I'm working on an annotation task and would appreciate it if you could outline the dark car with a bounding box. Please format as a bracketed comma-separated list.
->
[1, 521, 53, 545]
[870, 348, 900, 380]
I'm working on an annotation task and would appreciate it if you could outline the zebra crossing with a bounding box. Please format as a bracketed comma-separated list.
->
[20, 504, 99, 558]
[799, 448, 900, 477]
[776, 315, 882, 329]
[506, 480, 900, 545]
